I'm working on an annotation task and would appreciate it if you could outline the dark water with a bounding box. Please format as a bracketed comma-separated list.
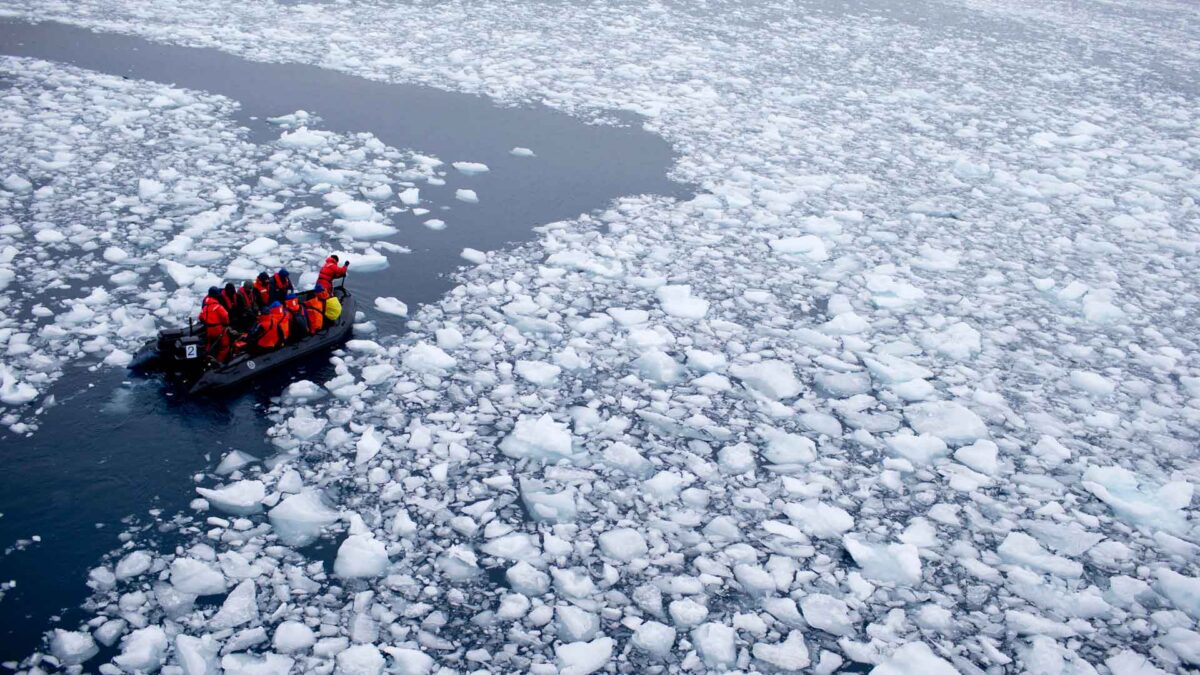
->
[0, 20, 686, 662]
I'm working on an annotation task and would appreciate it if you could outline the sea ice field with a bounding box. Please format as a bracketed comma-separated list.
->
[0, 0, 1198, 673]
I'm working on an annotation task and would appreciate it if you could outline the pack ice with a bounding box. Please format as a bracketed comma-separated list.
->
[12, 0, 1200, 672]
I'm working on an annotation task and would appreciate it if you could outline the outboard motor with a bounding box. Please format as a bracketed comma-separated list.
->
[167, 334, 206, 364]
[153, 326, 208, 374]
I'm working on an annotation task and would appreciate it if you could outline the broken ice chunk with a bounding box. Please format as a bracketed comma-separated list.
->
[170, 558, 226, 595]
[195, 480, 266, 515]
[114, 627, 169, 673]
[843, 535, 922, 585]
[656, 284, 709, 319]
[598, 528, 648, 562]
[870, 642, 957, 675]
[452, 161, 490, 175]
[729, 360, 802, 399]
[402, 342, 457, 374]
[770, 235, 828, 261]
[904, 401, 988, 446]
[521, 479, 578, 522]
[997, 532, 1083, 577]
[555, 637, 613, 675]
[632, 620, 676, 657]
[49, 629, 98, 666]
[752, 631, 810, 671]
[692, 623, 736, 669]
[1082, 466, 1193, 534]
[500, 414, 573, 462]
[209, 579, 258, 629]
[334, 534, 390, 578]
[268, 490, 340, 547]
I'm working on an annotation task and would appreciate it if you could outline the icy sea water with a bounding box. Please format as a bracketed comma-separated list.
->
[0, 20, 686, 661]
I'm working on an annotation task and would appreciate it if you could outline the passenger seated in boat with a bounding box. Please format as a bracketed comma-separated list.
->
[253, 272, 272, 306]
[284, 292, 308, 339]
[235, 281, 259, 330]
[324, 289, 343, 323]
[269, 268, 294, 304]
[198, 286, 232, 363]
[303, 284, 329, 333]
[245, 302, 289, 354]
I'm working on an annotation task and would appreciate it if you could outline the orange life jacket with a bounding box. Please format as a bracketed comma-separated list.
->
[253, 279, 271, 305]
[270, 304, 290, 342]
[302, 294, 326, 332]
[254, 312, 281, 349]
[198, 296, 229, 337]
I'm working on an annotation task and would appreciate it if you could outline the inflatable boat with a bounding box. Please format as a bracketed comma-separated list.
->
[130, 286, 355, 394]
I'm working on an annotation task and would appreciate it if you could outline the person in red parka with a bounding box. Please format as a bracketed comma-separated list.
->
[198, 286, 232, 363]
[317, 255, 349, 291]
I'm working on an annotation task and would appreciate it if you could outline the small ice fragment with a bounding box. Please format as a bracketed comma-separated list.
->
[452, 161, 490, 175]
[904, 401, 988, 446]
[268, 490, 340, 547]
[455, 189, 479, 203]
[334, 534, 389, 578]
[209, 579, 258, 629]
[402, 342, 457, 374]
[239, 237, 279, 255]
[656, 284, 709, 319]
[114, 627, 168, 673]
[170, 558, 226, 595]
[598, 528, 648, 562]
[398, 187, 420, 205]
[843, 535, 922, 585]
[501, 414, 573, 462]
[1069, 370, 1115, 397]
[340, 221, 397, 240]
[336, 644, 385, 675]
[461, 248, 487, 264]
[374, 297, 409, 317]
[870, 642, 958, 675]
[515, 360, 561, 386]
[278, 126, 330, 148]
[3, 173, 33, 193]
[753, 631, 810, 671]
[555, 637, 614, 675]
[632, 621, 675, 657]
[801, 594, 854, 636]
[729, 360, 802, 399]
[770, 235, 828, 261]
[50, 629, 98, 666]
[692, 623, 736, 669]
[195, 480, 266, 515]
[115, 550, 153, 580]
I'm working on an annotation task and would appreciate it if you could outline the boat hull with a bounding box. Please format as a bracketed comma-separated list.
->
[189, 293, 356, 394]
[133, 290, 356, 395]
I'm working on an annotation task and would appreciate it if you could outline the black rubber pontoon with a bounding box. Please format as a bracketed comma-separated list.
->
[131, 286, 355, 395]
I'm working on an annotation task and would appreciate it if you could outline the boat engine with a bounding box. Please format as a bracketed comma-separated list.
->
[157, 330, 208, 372]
